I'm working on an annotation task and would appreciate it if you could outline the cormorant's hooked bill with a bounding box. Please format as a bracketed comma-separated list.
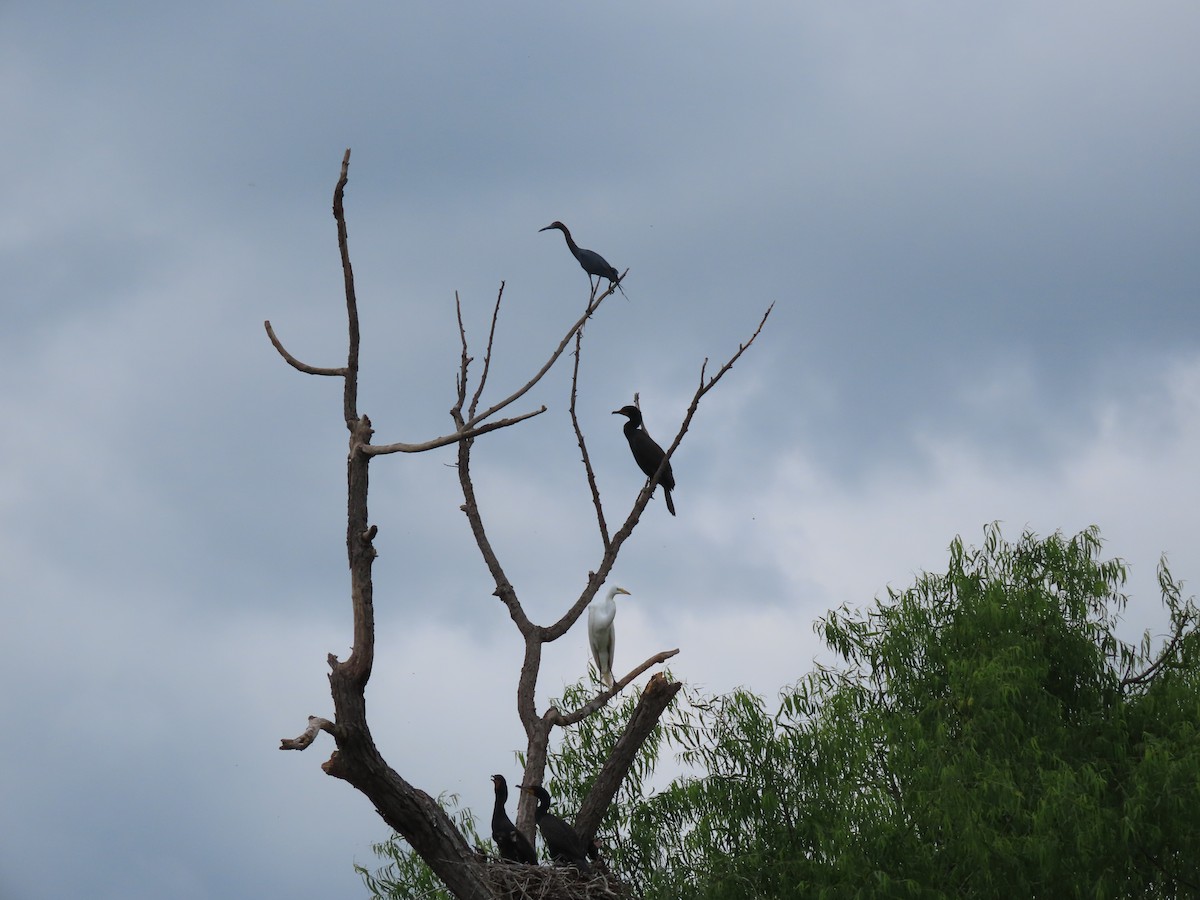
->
[613, 405, 676, 516]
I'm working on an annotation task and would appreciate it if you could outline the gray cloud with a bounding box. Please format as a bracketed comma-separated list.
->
[2, 2, 1198, 897]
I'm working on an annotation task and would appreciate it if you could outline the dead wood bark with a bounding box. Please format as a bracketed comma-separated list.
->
[573, 673, 684, 846]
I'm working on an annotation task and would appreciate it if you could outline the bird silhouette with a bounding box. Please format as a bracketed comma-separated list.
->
[613, 405, 676, 515]
[491, 774, 537, 864]
[539, 221, 622, 295]
[519, 784, 591, 874]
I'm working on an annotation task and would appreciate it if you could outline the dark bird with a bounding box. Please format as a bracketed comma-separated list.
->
[612, 404, 676, 516]
[538, 221, 621, 294]
[491, 775, 537, 864]
[519, 784, 592, 874]
[586, 838, 608, 873]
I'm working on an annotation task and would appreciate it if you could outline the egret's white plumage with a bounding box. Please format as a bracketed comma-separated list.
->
[588, 585, 631, 688]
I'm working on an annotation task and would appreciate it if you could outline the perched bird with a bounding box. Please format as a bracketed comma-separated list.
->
[491, 774, 537, 864]
[589, 585, 631, 688]
[612, 405, 676, 516]
[519, 784, 592, 874]
[538, 221, 621, 294]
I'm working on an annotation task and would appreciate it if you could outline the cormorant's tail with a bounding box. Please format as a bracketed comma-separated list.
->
[664, 489, 676, 516]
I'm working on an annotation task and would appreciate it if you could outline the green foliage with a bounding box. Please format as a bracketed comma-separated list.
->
[546, 669, 683, 896]
[362, 526, 1200, 899]
[626, 525, 1200, 899]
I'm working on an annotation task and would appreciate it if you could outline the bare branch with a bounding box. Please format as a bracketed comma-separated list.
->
[697, 302, 774, 396]
[452, 426, 533, 638]
[280, 715, 336, 751]
[542, 303, 773, 644]
[570, 330, 611, 550]
[466, 281, 617, 430]
[453, 292, 472, 417]
[449, 282, 629, 640]
[470, 282, 506, 420]
[364, 407, 548, 455]
[264, 321, 347, 376]
[550, 649, 680, 727]
[333, 148, 360, 425]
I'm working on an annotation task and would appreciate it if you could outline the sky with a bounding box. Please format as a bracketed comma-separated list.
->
[2, 2, 1198, 897]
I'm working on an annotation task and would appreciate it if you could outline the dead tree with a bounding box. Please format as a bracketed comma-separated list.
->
[270, 150, 772, 897]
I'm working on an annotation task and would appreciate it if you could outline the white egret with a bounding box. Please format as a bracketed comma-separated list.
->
[588, 585, 631, 688]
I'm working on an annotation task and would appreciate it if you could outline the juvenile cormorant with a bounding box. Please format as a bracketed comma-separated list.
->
[589, 585, 631, 688]
[519, 784, 592, 874]
[612, 405, 676, 516]
[491, 774, 537, 864]
[539, 221, 621, 293]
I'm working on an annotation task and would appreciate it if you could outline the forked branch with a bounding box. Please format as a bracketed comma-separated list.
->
[462, 279, 619, 430]
[541, 301, 774, 645]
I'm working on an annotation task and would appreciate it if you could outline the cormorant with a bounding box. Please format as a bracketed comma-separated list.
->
[519, 784, 592, 874]
[539, 221, 621, 294]
[589, 585, 631, 688]
[491, 774, 537, 864]
[612, 405, 676, 516]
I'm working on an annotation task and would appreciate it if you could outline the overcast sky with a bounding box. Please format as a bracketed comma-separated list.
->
[3, 2, 1199, 898]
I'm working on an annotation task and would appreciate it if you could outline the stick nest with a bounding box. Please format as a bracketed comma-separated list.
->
[482, 858, 634, 900]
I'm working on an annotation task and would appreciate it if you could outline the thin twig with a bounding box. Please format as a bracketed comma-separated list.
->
[365, 408, 548, 455]
[550, 649, 681, 727]
[470, 282, 506, 421]
[466, 281, 618, 430]
[453, 292, 472, 417]
[541, 302, 774, 644]
[570, 330, 610, 550]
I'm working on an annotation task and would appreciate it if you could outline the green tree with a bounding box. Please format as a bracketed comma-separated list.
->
[633, 525, 1200, 899]
[364, 526, 1200, 898]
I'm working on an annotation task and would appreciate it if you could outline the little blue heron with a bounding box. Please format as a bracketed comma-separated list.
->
[539, 221, 622, 295]
[613, 405, 676, 516]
